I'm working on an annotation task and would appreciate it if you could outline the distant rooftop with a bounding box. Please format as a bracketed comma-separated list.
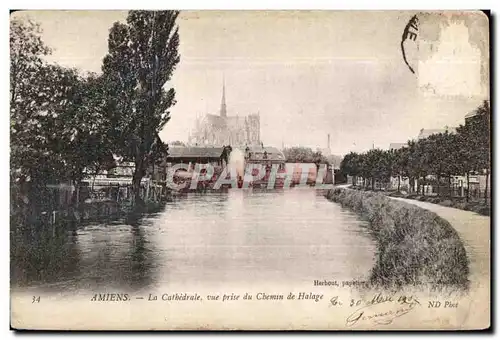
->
[389, 143, 407, 150]
[418, 127, 456, 140]
[465, 110, 478, 119]
[167, 146, 224, 159]
[246, 146, 286, 162]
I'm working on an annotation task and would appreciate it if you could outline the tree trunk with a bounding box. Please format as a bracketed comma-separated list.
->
[398, 175, 401, 192]
[436, 174, 441, 197]
[484, 170, 489, 204]
[466, 172, 470, 203]
[371, 177, 375, 191]
[448, 176, 452, 198]
[132, 159, 145, 208]
[70, 180, 81, 208]
[422, 176, 425, 196]
[92, 174, 97, 192]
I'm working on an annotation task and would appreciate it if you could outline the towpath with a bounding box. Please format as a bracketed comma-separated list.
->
[390, 197, 490, 291]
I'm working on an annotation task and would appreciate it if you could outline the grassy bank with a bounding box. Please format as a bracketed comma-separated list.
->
[387, 191, 490, 216]
[327, 188, 469, 291]
[345, 186, 490, 216]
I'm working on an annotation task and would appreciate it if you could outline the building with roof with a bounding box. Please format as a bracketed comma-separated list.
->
[389, 142, 407, 150]
[465, 110, 479, 123]
[417, 127, 456, 140]
[188, 79, 261, 147]
[244, 146, 286, 164]
[166, 146, 225, 165]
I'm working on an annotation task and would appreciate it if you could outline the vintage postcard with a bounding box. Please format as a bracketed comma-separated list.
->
[10, 10, 490, 330]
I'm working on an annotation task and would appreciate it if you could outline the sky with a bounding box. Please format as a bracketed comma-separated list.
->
[11, 10, 489, 155]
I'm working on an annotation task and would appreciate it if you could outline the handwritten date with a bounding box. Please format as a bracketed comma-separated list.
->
[330, 293, 420, 326]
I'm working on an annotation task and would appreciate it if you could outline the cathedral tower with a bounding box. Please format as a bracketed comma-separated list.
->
[220, 77, 227, 118]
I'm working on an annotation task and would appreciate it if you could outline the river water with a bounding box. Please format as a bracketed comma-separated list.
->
[11, 188, 376, 293]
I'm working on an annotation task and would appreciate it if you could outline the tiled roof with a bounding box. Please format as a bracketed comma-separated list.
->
[167, 146, 224, 159]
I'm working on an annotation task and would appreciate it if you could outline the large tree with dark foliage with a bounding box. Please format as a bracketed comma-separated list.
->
[283, 147, 329, 164]
[339, 152, 361, 186]
[456, 100, 490, 202]
[101, 10, 180, 205]
[11, 19, 117, 218]
[10, 20, 86, 206]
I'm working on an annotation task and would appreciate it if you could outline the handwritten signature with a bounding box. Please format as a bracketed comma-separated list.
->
[345, 295, 420, 327]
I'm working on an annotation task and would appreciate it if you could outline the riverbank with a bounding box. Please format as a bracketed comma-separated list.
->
[344, 186, 490, 216]
[389, 196, 490, 290]
[11, 198, 169, 234]
[388, 190, 490, 216]
[326, 188, 469, 291]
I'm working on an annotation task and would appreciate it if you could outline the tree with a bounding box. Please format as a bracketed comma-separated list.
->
[472, 101, 491, 204]
[362, 149, 386, 190]
[455, 124, 475, 201]
[425, 132, 460, 197]
[62, 73, 117, 189]
[402, 140, 418, 193]
[283, 147, 315, 163]
[10, 19, 51, 108]
[283, 147, 329, 165]
[101, 10, 181, 206]
[221, 145, 232, 166]
[312, 151, 329, 171]
[11, 18, 120, 219]
[353, 150, 389, 190]
[10, 19, 90, 216]
[382, 149, 397, 189]
[10, 19, 52, 185]
[454, 100, 490, 203]
[339, 100, 490, 203]
[340, 152, 361, 186]
[393, 147, 409, 192]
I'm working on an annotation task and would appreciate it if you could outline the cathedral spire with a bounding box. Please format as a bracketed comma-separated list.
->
[220, 75, 227, 118]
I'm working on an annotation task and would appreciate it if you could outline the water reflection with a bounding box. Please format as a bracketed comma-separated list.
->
[11, 225, 81, 289]
[11, 189, 375, 292]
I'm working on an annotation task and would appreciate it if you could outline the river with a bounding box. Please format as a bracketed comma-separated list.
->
[11, 188, 376, 294]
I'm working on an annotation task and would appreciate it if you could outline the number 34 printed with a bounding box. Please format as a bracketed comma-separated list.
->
[32, 296, 40, 303]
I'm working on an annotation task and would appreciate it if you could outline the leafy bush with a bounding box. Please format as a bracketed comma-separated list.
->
[327, 188, 469, 290]
[478, 206, 490, 216]
[453, 202, 468, 211]
[466, 204, 491, 216]
[388, 191, 402, 197]
[440, 200, 453, 207]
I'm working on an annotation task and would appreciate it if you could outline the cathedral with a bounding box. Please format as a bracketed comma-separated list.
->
[188, 80, 261, 147]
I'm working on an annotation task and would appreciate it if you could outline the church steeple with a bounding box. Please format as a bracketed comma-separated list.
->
[220, 76, 227, 118]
